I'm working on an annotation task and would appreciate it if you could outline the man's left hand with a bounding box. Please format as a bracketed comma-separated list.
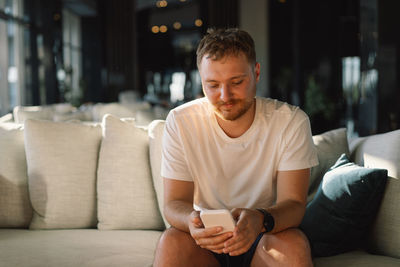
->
[222, 208, 264, 256]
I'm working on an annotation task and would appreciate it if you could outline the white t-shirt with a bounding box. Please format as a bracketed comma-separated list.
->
[161, 97, 318, 210]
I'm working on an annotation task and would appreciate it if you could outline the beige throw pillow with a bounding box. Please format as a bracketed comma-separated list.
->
[24, 119, 101, 229]
[148, 120, 170, 228]
[97, 115, 164, 230]
[308, 128, 350, 202]
[0, 123, 33, 227]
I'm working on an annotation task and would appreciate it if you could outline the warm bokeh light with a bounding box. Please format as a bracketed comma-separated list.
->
[160, 25, 168, 33]
[195, 19, 203, 27]
[156, 0, 168, 8]
[151, 26, 160, 33]
[173, 22, 182, 30]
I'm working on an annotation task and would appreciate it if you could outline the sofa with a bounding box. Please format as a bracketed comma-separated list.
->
[0, 114, 399, 267]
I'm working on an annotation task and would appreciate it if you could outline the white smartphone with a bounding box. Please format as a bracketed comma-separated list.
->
[200, 209, 236, 235]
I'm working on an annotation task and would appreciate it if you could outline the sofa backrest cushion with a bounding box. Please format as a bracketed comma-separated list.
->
[24, 119, 102, 229]
[350, 129, 400, 258]
[97, 115, 164, 230]
[0, 123, 33, 228]
[13, 106, 53, 123]
[308, 128, 350, 202]
[148, 120, 170, 228]
[91, 103, 135, 122]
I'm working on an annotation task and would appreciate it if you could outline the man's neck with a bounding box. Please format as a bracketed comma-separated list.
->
[215, 100, 256, 138]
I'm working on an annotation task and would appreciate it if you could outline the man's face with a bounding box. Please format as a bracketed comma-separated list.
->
[198, 53, 260, 121]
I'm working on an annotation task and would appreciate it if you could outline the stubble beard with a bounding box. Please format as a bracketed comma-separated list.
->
[214, 97, 254, 121]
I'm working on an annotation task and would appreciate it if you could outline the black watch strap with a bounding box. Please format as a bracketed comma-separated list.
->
[256, 208, 275, 233]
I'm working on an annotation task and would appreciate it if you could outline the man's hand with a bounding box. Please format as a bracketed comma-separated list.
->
[222, 208, 264, 256]
[188, 210, 234, 254]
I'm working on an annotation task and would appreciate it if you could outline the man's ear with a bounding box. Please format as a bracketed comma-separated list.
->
[254, 62, 261, 82]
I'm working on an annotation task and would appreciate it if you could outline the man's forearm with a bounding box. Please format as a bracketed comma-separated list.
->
[164, 200, 195, 233]
[265, 200, 306, 234]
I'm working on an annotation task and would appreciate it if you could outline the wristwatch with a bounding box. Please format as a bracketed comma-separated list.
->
[256, 208, 275, 233]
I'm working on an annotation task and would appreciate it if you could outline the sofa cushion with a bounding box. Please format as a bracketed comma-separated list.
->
[300, 154, 387, 257]
[148, 120, 170, 228]
[351, 129, 400, 258]
[308, 128, 350, 202]
[91, 103, 136, 122]
[13, 106, 54, 123]
[97, 115, 164, 230]
[0, 123, 33, 228]
[0, 229, 161, 267]
[313, 250, 400, 267]
[24, 119, 102, 229]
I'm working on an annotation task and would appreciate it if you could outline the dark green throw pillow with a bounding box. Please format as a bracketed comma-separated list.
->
[300, 154, 388, 257]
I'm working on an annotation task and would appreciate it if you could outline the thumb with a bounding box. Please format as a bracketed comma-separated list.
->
[191, 211, 203, 227]
[230, 208, 242, 220]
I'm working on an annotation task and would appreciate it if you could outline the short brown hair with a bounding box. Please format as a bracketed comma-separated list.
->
[196, 28, 256, 67]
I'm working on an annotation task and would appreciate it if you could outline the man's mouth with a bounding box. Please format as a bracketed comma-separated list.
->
[218, 101, 237, 109]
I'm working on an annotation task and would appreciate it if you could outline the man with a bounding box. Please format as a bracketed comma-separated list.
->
[154, 28, 318, 267]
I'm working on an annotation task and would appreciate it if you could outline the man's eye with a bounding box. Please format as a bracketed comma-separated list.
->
[232, 80, 243, 86]
[208, 84, 219, 89]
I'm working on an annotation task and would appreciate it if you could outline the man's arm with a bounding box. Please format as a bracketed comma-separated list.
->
[163, 178, 195, 232]
[163, 178, 234, 253]
[223, 168, 310, 256]
[265, 168, 310, 233]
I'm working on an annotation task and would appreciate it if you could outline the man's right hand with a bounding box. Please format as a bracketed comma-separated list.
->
[188, 210, 234, 254]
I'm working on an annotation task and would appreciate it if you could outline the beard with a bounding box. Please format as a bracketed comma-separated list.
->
[213, 97, 254, 121]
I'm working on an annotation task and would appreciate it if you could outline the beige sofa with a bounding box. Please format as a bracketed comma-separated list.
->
[0, 115, 399, 267]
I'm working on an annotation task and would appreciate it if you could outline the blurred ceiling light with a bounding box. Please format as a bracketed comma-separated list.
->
[53, 13, 61, 21]
[160, 25, 168, 33]
[156, 0, 168, 8]
[173, 22, 182, 30]
[195, 19, 203, 27]
[151, 26, 160, 33]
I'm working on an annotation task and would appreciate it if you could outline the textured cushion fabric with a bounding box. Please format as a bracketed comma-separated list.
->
[314, 250, 400, 267]
[97, 115, 164, 230]
[91, 103, 136, 122]
[13, 106, 53, 123]
[0, 113, 13, 123]
[24, 119, 102, 229]
[0, 229, 162, 267]
[0, 123, 32, 227]
[300, 154, 388, 257]
[308, 128, 350, 202]
[148, 120, 170, 228]
[352, 129, 400, 258]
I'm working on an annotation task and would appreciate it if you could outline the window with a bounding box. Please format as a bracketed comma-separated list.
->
[0, 0, 30, 116]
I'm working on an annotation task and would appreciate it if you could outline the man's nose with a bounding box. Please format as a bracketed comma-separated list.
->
[219, 85, 232, 102]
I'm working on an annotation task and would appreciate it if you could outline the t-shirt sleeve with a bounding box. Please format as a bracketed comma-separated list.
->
[161, 111, 193, 181]
[278, 110, 319, 171]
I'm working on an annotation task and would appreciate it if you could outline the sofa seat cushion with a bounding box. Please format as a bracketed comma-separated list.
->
[314, 251, 400, 267]
[0, 229, 162, 267]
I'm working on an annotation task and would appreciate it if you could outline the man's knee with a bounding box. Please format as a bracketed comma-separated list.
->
[285, 228, 311, 253]
[157, 227, 193, 252]
[253, 228, 313, 267]
[155, 227, 219, 267]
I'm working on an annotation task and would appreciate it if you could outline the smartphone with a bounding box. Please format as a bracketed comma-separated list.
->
[200, 209, 236, 235]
